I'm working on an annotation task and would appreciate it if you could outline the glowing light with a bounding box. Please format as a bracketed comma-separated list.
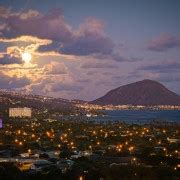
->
[19, 142, 23, 146]
[22, 52, 32, 63]
[58, 144, 61, 148]
[163, 129, 166, 133]
[70, 142, 74, 145]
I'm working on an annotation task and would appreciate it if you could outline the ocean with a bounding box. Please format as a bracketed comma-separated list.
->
[92, 110, 180, 124]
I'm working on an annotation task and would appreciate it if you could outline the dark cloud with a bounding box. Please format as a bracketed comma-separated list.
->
[38, 41, 61, 52]
[0, 54, 22, 65]
[138, 61, 180, 73]
[61, 35, 114, 56]
[0, 72, 30, 89]
[1, 7, 114, 56]
[3, 8, 73, 42]
[147, 33, 180, 52]
[38, 16, 115, 56]
[81, 61, 118, 69]
[94, 53, 142, 62]
[61, 17, 114, 56]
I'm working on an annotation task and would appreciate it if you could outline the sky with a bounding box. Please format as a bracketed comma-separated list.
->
[0, 0, 180, 100]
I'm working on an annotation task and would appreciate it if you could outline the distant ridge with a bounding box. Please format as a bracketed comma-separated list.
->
[0, 89, 74, 114]
[91, 79, 180, 105]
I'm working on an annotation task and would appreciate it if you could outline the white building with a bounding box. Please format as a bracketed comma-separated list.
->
[9, 108, 32, 118]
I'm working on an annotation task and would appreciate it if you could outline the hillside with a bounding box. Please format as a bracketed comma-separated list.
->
[0, 89, 75, 115]
[91, 79, 180, 105]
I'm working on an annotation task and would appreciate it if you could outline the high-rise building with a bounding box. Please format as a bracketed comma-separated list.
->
[9, 108, 32, 118]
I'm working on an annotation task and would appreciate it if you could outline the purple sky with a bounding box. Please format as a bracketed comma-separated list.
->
[0, 0, 180, 100]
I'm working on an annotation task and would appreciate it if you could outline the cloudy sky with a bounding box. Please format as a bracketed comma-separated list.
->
[0, 0, 180, 100]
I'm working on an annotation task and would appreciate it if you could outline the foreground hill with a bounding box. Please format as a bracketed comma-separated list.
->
[91, 79, 180, 105]
[0, 90, 76, 115]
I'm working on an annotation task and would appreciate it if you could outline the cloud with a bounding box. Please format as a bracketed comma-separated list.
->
[43, 61, 68, 75]
[147, 33, 180, 52]
[77, 78, 91, 83]
[0, 7, 117, 58]
[81, 61, 118, 69]
[0, 35, 52, 45]
[0, 7, 41, 20]
[0, 54, 23, 65]
[0, 22, 7, 31]
[138, 60, 180, 73]
[0, 6, 148, 99]
[0, 6, 11, 19]
[0, 35, 54, 64]
[0, 35, 52, 56]
[37, 16, 115, 57]
[0, 63, 37, 70]
[93, 53, 142, 62]
[18, 9, 42, 20]
[3, 8, 73, 42]
[0, 72, 31, 89]
[60, 17, 114, 56]
[0, 6, 138, 64]
[51, 83, 82, 92]
[26, 73, 82, 96]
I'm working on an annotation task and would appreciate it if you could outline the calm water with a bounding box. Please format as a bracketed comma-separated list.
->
[93, 110, 180, 124]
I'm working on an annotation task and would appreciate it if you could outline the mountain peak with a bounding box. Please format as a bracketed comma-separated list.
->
[91, 79, 180, 105]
